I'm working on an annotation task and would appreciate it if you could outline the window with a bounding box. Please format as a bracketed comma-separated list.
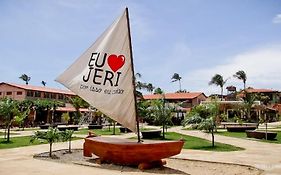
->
[51, 93, 56, 99]
[27, 91, 34, 97]
[17, 91, 23, 95]
[58, 94, 64, 100]
[44, 92, 51, 98]
[35, 91, 41, 97]
[0, 92, 2, 95]
[6, 92, 12, 95]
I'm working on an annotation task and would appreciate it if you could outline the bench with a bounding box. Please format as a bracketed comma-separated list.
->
[141, 130, 162, 139]
[221, 122, 258, 129]
[88, 124, 103, 129]
[246, 130, 277, 140]
[119, 127, 132, 133]
[57, 125, 79, 131]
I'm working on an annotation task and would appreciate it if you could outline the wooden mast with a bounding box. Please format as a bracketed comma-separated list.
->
[125, 7, 141, 142]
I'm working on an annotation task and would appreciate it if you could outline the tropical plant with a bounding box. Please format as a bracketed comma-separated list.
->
[233, 70, 247, 90]
[30, 128, 61, 157]
[68, 96, 89, 124]
[0, 98, 20, 142]
[19, 74, 31, 85]
[150, 99, 173, 139]
[146, 83, 155, 94]
[41, 81, 47, 87]
[242, 92, 257, 121]
[62, 112, 70, 124]
[61, 129, 74, 153]
[183, 101, 219, 147]
[209, 74, 227, 101]
[171, 73, 182, 91]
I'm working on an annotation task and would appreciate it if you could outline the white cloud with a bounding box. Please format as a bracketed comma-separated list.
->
[273, 14, 281, 24]
[183, 45, 281, 95]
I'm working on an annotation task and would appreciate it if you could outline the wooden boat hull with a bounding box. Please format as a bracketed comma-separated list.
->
[83, 136, 184, 166]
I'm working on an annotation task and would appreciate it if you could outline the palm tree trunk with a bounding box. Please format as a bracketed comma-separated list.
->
[179, 80, 182, 91]
[7, 124, 11, 142]
[68, 139, 72, 153]
[211, 129, 214, 147]
[220, 87, 223, 101]
[49, 142, 53, 157]
[113, 122, 116, 135]
[162, 123, 165, 140]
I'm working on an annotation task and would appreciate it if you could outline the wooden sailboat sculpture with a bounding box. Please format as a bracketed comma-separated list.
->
[56, 8, 184, 168]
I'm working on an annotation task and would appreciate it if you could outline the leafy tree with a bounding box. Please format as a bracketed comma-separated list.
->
[19, 74, 31, 85]
[30, 128, 61, 157]
[183, 101, 219, 147]
[209, 74, 227, 101]
[233, 70, 247, 90]
[0, 98, 20, 142]
[150, 99, 173, 139]
[171, 73, 182, 91]
[61, 129, 74, 153]
[41, 81, 47, 87]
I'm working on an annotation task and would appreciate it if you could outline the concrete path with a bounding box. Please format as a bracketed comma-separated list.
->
[170, 127, 281, 175]
[1, 127, 281, 174]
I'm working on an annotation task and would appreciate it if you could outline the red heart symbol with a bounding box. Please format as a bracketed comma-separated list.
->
[107, 54, 125, 72]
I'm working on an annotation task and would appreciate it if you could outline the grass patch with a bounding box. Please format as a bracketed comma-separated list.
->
[75, 128, 121, 135]
[0, 136, 82, 149]
[0, 132, 19, 136]
[166, 132, 243, 151]
[132, 132, 243, 151]
[216, 130, 281, 144]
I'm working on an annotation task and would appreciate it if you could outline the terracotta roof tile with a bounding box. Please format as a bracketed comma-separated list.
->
[143, 92, 205, 100]
[246, 88, 278, 93]
[2, 82, 75, 95]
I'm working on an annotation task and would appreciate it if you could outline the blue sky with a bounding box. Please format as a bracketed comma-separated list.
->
[1, 0, 281, 95]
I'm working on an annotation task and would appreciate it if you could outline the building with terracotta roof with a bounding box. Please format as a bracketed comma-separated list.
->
[0, 82, 90, 126]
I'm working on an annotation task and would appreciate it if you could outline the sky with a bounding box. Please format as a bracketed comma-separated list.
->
[0, 0, 281, 95]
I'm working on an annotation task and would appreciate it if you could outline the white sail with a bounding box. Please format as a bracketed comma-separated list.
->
[56, 9, 136, 132]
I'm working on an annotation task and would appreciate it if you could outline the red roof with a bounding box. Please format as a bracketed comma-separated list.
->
[143, 92, 206, 100]
[246, 88, 278, 93]
[1, 82, 75, 95]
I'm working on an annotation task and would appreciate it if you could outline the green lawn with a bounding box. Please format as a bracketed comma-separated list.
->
[0, 132, 18, 136]
[136, 132, 243, 152]
[216, 130, 281, 144]
[0, 136, 82, 149]
[75, 127, 121, 135]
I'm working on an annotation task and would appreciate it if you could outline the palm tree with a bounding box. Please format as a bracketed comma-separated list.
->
[68, 96, 89, 124]
[154, 87, 163, 94]
[146, 83, 155, 94]
[171, 73, 182, 91]
[233, 70, 247, 90]
[61, 129, 74, 153]
[209, 74, 227, 101]
[19, 74, 31, 85]
[41, 81, 47, 87]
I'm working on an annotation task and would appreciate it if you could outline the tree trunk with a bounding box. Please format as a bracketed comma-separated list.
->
[179, 80, 181, 91]
[7, 123, 11, 142]
[49, 142, 53, 157]
[220, 87, 223, 101]
[211, 129, 214, 147]
[68, 139, 72, 153]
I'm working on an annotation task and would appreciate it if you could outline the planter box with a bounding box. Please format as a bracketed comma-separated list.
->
[226, 126, 257, 132]
[88, 125, 103, 129]
[141, 130, 162, 139]
[246, 130, 277, 140]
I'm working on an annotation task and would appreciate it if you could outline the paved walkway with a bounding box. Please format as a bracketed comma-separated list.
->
[170, 127, 281, 175]
[0, 127, 281, 174]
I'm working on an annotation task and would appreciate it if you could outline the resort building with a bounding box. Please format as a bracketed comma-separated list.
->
[0, 82, 90, 126]
[143, 92, 207, 125]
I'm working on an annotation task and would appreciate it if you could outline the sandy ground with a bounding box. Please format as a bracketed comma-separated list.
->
[34, 149, 263, 175]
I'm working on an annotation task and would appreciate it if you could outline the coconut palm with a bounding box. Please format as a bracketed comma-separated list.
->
[61, 129, 74, 153]
[68, 96, 89, 124]
[171, 73, 182, 91]
[146, 83, 155, 94]
[30, 128, 61, 157]
[233, 70, 247, 90]
[41, 81, 47, 87]
[19, 74, 31, 85]
[209, 74, 227, 101]
[154, 87, 163, 94]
